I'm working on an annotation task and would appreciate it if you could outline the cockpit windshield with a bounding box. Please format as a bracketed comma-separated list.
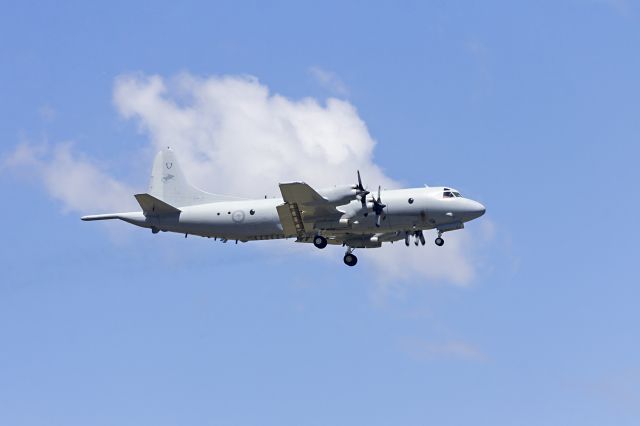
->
[443, 190, 463, 198]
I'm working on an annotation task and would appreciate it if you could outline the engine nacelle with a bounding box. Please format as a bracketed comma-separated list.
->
[319, 185, 358, 206]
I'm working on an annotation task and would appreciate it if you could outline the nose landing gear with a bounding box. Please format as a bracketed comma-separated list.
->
[435, 231, 444, 246]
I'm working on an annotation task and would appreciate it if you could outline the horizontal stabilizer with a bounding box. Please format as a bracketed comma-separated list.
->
[134, 193, 181, 215]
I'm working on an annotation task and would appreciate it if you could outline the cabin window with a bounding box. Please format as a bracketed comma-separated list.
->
[217, 212, 220, 216]
[250, 209, 255, 215]
[408, 198, 414, 204]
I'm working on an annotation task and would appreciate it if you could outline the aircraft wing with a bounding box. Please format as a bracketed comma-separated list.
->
[277, 182, 343, 237]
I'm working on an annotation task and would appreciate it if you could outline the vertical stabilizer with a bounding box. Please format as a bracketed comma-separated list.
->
[148, 148, 241, 207]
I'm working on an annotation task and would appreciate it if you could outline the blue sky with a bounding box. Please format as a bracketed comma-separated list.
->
[2, 1, 640, 425]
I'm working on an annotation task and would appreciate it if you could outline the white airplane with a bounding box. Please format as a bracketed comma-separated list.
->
[82, 148, 485, 266]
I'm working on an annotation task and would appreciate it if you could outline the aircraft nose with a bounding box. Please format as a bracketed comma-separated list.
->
[466, 200, 485, 219]
[473, 201, 486, 218]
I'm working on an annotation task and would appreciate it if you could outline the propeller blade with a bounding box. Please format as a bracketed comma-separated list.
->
[376, 214, 382, 227]
[355, 170, 369, 207]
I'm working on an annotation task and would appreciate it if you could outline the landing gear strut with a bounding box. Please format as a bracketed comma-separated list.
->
[313, 235, 328, 249]
[405, 230, 426, 246]
[435, 231, 444, 246]
[343, 247, 358, 266]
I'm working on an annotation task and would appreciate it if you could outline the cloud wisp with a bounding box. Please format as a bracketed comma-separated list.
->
[308, 66, 350, 96]
[7, 72, 481, 285]
[400, 337, 487, 362]
[4, 142, 136, 213]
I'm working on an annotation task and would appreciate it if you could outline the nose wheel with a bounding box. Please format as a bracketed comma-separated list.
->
[435, 231, 444, 246]
[313, 235, 328, 249]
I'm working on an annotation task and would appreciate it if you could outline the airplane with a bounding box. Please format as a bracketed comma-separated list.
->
[82, 148, 485, 266]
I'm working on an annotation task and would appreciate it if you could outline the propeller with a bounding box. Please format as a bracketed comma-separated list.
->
[354, 170, 370, 208]
[354, 171, 384, 225]
[371, 185, 386, 227]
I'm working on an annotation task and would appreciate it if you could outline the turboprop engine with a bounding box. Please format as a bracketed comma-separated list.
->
[319, 185, 360, 206]
[319, 171, 371, 206]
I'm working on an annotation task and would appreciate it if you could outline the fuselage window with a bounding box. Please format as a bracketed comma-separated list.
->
[217, 212, 220, 215]
[250, 209, 255, 215]
[408, 198, 414, 204]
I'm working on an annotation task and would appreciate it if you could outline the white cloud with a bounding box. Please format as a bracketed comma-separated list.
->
[4, 142, 136, 213]
[309, 66, 349, 96]
[7, 72, 483, 285]
[368, 231, 475, 286]
[113, 73, 385, 196]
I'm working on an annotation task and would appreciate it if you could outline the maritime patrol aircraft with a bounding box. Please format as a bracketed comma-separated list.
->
[82, 148, 485, 266]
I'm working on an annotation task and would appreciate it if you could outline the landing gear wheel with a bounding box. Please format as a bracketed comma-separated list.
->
[435, 237, 444, 246]
[343, 253, 358, 266]
[313, 235, 328, 249]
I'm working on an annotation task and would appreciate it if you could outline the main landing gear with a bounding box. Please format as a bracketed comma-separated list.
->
[404, 230, 426, 246]
[313, 235, 328, 249]
[343, 247, 358, 266]
[435, 231, 444, 246]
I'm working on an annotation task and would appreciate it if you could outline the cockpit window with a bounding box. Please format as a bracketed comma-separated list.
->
[444, 191, 463, 198]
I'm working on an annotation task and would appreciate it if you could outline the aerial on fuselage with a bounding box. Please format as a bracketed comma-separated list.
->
[82, 148, 486, 266]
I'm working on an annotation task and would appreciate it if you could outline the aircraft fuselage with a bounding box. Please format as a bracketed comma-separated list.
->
[112, 186, 485, 244]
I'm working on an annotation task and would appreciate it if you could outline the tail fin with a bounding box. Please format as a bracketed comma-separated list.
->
[148, 148, 242, 207]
